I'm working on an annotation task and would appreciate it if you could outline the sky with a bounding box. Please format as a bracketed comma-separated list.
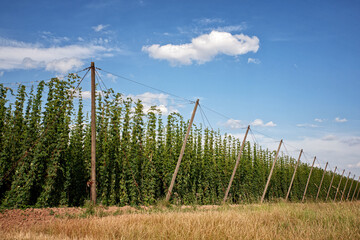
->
[1, 0, 360, 176]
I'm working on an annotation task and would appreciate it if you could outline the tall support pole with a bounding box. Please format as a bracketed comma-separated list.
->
[260, 139, 283, 203]
[302, 156, 316, 203]
[340, 171, 351, 202]
[166, 99, 199, 202]
[285, 149, 303, 201]
[334, 169, 345, 201]
[223, 125, 250, 203]
[351, 176, 360, 201]
[326, 166, 337, 201]
[346, 175, 356, 201]
[356, 184, 360, 200]
[90, 62, 96, 204]
[316, 162, 328, 201]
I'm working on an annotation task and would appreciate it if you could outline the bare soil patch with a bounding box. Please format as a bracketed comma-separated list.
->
[0, 207, 81, 229]
[0, 205, 139, 231]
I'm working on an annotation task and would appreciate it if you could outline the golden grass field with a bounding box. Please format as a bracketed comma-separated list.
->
[1, 201, 360, 240]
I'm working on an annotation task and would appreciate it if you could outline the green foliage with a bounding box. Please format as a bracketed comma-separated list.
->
[0, 79, 358, 208]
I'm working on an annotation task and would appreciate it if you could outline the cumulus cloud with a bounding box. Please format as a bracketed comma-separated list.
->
[92, 24, 109, 32]
[0, 38, 116, 73]
[127, 92, 182, 115]
[248, 58, 261, 64]
[222, 118, 276, 129]
[251, 119, 276, 127]
[314, 118, 324, 123]
[223, 118, 245, 129]
[335, 117, 347, 123]
[45, 58, 84, 73]
[142, 30, 259, 65]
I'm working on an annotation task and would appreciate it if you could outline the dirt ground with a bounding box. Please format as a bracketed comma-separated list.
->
[0, 205, 139, 231]
[0, 207, 80, 229]
[0, 204, 223, 231]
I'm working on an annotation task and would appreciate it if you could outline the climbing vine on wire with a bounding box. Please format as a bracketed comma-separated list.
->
[0, 76, 358, 208]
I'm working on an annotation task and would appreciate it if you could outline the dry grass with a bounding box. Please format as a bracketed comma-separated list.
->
[1, 202, 360, 240]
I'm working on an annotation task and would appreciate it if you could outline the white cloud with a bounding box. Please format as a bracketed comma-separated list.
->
[296, 123, 319, 128]
[347, 162, 360, 168]
[322, 135, 337, 141]
[0, 38, 116, 73]
[93, 37, 110, 45]
[0, 37, 36, 48]
[79, 90, 91, 99]
[228, 129, 360, 176]
[223, 118, 245, 129]
[314, 118, 324, 123]
[222, 118, 275, 129]
[341, 136, 360, 146]
[142, 30, 260, 65]
[247, 58, 261, 64]
[251, 119, 276, 127]
[195, 18, 246, 32]
[196, 18, 225, 25]
[45, 58, 84, 73]
[71, 89, 102, 99]
[286, 134, 360, 176]
[127, 92, 182, 115]
[41, 31, 70, 44]
[0, 71, 4, 77]
[230, 132, 280, 151]
[215, 24, 247, 32]
[320, 135, 360, 146]
[335, 117, 347, 123]
[106, 73, 117, 83]
[92, 24, 109, 32]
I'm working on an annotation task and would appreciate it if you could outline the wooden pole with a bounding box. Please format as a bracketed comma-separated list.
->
[334, 169, 345, 201]
[166, 99, 199, 202]
[316, 162, 328, 201]
[351, 176, 360, 201]
[356, 184, 360, 200]
[346, 175, 356, 201]
[260, 139, 283, 203]
[340, 172, 351, 202]
[90, 62, 96, 204]
[302, 156, 316, 203]
[326, 166, 337, 201]
[223, 125, 250, 203]
[285, 149, 303, 201]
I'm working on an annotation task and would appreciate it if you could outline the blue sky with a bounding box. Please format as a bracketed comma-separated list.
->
[1, 0, 360, 176]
